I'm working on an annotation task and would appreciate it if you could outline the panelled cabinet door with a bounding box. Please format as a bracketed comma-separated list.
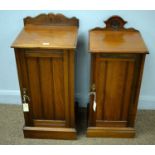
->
[18, 50, 70, 128]
[92, 54, 140, 127]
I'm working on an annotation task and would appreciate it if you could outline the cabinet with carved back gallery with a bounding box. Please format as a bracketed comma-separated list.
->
[87, 16, 148, 138]
[11, 13, 79, 139]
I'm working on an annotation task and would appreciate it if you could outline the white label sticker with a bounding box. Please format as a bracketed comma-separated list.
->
[42, 42, 50, 46]
[23, 103, 29, 112]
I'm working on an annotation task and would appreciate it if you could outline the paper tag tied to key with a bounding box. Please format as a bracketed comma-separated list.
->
[23, 103, 29, 112]
[89, 91, 97, 112]
[93, 100, 96, 112]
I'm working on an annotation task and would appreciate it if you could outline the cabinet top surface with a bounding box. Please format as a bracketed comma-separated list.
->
[11, 26, 78, 49]
[11, 13, 79, 49]
[89, 30, 148, 53]
[89, 16, 148, 54]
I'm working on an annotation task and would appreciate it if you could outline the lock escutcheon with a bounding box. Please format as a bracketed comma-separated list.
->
[22, 88, 30, 103]
[90, 83, 96, 92]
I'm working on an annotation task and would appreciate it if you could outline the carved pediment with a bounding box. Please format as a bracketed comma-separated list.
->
[91, 16, 138, 32]
[24, 13, 79, 27]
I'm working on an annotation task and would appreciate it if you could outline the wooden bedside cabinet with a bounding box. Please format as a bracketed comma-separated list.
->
[87, 16, 148, 138]
[11, 13, 79, 139]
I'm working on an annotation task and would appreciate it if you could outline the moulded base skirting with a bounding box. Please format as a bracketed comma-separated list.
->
[23, 126, 77, 140]
[86, 127, 135, 138]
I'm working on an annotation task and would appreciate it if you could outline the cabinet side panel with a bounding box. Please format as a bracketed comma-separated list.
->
[63, 50, 70, 127]
[128, 55, 146, 126]
[68, 50, 75, 127]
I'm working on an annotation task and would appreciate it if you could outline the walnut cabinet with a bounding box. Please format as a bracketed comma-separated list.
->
[11, 13, 79, 139]
[87, 16, 148, 138]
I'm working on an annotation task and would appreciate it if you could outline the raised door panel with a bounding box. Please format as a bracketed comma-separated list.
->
[20, 50, 69, 128]
[93, 54, 139, 127]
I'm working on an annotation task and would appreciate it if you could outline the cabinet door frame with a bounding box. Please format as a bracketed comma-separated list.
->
[15, 48, 71, 127]
[89, 53, 143, 127]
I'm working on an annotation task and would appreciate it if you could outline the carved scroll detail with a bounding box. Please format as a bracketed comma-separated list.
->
[104, 16, 127, 30]
[24, 13, 79, 27]
[91, 15, 138, 32]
